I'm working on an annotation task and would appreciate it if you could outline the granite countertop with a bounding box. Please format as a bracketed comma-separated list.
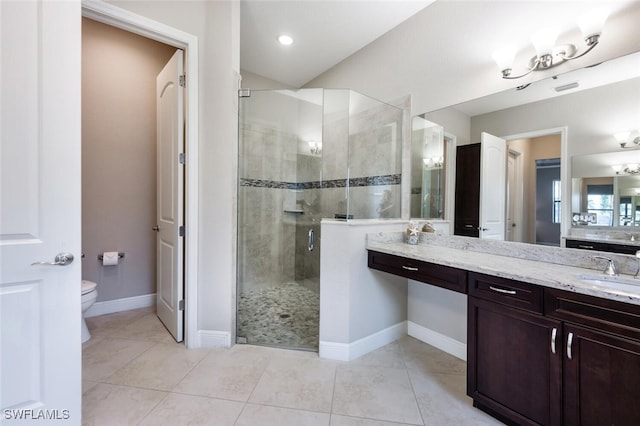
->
[367, 236, 640, 306]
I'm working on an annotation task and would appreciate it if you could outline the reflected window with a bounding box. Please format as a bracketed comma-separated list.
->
[552, 179, 561, 224]
[620, 196, 633, 226]
[587, 184, 614, 226]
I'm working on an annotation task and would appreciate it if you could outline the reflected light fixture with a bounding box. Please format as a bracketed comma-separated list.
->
[277, 34, 294, 46]
[492, 8, 608, 79]
[308, 140, 322, 155]
[612, 164, 640, 175]
[615, 131, 640, 149]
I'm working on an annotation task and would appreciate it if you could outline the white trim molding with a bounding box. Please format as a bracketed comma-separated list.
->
[198, 330, 232, 348]
[81, 0, 200, 348]
[85, 293, 155, 318]
[319, 321, 407, 361]
[407, 321, 467, 361]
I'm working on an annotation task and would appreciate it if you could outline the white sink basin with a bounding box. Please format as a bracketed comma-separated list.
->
[575, 274, 640, 294]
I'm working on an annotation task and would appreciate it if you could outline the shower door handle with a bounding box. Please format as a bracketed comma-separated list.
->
[308, 229, 314, 252]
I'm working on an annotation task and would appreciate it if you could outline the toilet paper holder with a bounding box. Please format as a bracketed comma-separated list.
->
[97, 252, 125, 261]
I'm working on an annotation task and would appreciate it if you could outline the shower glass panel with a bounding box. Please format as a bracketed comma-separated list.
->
[237, 89, 323, 350]
[237, 88, 402, 351]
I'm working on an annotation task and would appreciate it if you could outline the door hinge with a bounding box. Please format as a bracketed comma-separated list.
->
[178, 300, 184, 311]
[179, 225, 185, 237]
[179, 153, 185, 164]
[238, 88, 251, 98]
[179, 75, 186, 87]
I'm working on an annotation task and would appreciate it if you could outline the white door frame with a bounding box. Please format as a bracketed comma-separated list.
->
[506, 149, 524, 242]
[501, 127, 569, 243]
[82, 0, 199, 347]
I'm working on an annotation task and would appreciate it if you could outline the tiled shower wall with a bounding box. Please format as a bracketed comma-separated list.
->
[238, 90, 402, 293]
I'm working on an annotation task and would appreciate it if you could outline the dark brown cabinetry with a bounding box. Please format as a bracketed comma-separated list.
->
[367, 250, 467, 293]
[565, 238, 639, 255]
[545, 289, 640, 426]
[467, 272, 562, 426]
[366, 252, 640, 425]
[454, 143, 480, 237]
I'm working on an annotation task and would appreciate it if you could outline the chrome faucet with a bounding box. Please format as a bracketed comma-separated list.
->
[592, 256, 618, 276]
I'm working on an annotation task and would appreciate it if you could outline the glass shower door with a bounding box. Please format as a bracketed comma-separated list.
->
[237, 89, 323, 350]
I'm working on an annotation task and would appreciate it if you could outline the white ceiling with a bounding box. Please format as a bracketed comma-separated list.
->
[240, 0, 435, 87]
[240, 0, 638, 96]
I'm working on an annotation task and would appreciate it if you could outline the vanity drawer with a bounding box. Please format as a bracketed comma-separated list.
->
[468, 272, 543, 313]
[565, 238, 639, 255]
[545, 288, 640, 342]
[367, 250, 467, 293]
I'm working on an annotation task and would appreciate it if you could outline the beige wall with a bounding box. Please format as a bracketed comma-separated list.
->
[82, 18, 176, 302]
[108, 0, 241, 336]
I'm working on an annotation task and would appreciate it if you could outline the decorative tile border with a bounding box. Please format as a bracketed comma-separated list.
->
[240, 174, 401, 190]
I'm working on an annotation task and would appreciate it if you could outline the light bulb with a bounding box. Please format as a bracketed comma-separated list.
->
[577, 8, 609, 41]
[277, 35, 293, 46]
[492, 45, 517, 73]
[531, 28, 558, 57]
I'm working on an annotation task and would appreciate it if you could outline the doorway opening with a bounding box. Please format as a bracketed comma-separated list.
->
[504, 129, 565, 246]
[81, 3, 199, 346]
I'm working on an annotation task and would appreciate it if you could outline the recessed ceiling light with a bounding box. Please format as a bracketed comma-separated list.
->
[277, 34, 293, 46]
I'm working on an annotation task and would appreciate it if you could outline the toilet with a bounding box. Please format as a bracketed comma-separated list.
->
[81, 280, 98, 343]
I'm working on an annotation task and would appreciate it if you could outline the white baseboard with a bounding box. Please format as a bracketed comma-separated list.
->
[320, 321, 407, 361]
[84, 293, 155, 318]
[198, 330, 231, 348]
[408, 321, 467, 361]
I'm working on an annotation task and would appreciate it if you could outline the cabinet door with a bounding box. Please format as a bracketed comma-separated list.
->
[468, 297, 562, 426]
[564, 324, 640, 426]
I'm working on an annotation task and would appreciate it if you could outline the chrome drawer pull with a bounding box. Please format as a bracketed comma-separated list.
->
[402, 266, 418, 271]
[489, 286, 517, 295]
[567, 332, 574, 360]
[551, 327, 557, 354]
[578, 245, 594, 249]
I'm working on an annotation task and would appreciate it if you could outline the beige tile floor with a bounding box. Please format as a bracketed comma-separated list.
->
[83, 308, 503, 426]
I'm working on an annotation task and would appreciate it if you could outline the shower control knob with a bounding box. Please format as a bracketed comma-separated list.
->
[152, 226, 160, 232]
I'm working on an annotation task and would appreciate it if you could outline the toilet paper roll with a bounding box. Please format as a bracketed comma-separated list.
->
[102, 251, 119, 266]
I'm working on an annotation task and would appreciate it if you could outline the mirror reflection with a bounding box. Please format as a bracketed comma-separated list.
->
[572, 151, 640, 227]
[411, 50, 640, 244]
[410, 117, 447, 219]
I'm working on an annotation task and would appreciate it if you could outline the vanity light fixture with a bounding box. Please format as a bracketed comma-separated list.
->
[615, 131, 640, 149]
[612, 164, 640, 175]
[492, 8, 608, 80]
[308, 140, 322, 155]
[423, 156, 444, 168]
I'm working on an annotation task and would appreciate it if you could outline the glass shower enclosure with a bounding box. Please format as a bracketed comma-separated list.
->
[237, 88, 402, 351]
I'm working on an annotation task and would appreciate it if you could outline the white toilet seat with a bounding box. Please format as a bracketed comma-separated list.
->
[82, 280, 97, 295]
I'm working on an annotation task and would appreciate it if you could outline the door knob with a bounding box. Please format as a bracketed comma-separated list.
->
[152, 226, 160, 232]
[31, 252, 74, 266]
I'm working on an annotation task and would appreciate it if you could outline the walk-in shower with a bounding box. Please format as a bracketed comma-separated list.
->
[237, 88, 402, 350]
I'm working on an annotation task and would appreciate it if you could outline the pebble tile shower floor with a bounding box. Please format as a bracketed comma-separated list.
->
[237, 282, 319, 350]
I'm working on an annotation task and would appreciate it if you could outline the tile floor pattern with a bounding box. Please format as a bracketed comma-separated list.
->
[83, 308, 503, 426]
[237, 282, 319, 350]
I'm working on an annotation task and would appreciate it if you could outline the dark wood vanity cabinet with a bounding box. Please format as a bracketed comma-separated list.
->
[367, 252, 640, 425]
[454, 143, 480, 237]
[468, 278, 640, 426]
[565, 238, 639, 255]
[545, 289, 640, 426]
[367, 250, 467, 293]
[467, 272, 562, 426]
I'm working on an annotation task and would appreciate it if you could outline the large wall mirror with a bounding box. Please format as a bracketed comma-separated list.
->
[411, 50, 640, 245]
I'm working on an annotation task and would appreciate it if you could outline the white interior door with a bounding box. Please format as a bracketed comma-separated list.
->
[1, 0, 81, 420]
[156, 50, 184, 343]
[506, 150, 523, 242]
[479, 132, 507, 240]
